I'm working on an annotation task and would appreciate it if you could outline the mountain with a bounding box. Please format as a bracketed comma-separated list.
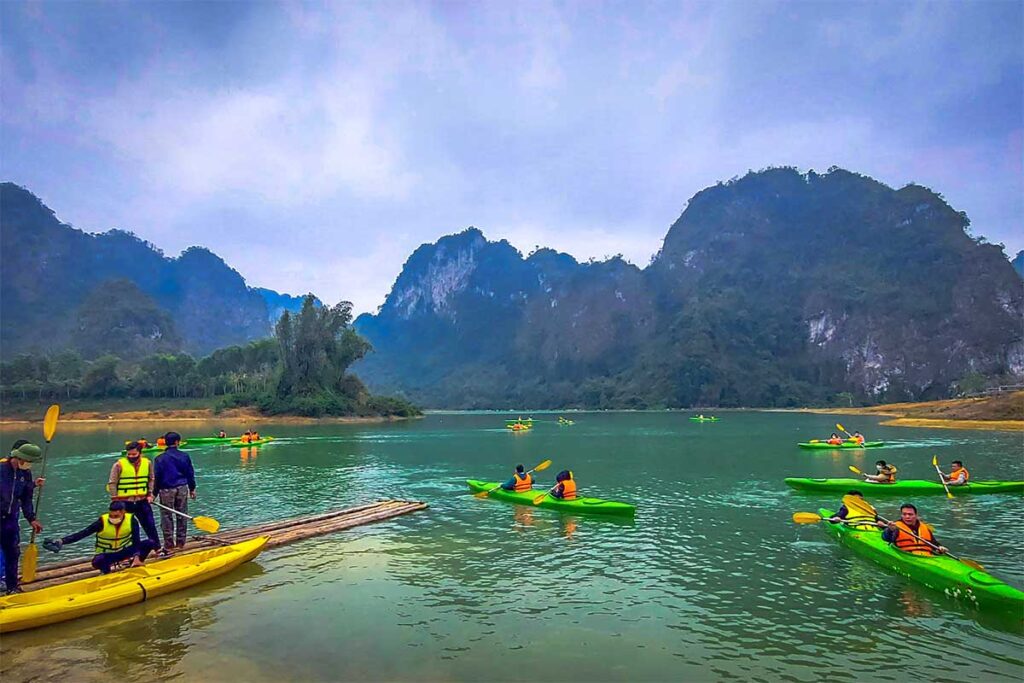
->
[0, 182, 304, 357]
[255, 288, 322, 326]
[355, 168, 1024, 408]
[1013, 251, 1024, 279]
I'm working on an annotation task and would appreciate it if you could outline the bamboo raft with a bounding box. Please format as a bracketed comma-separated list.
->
[24, 499, 428, 591]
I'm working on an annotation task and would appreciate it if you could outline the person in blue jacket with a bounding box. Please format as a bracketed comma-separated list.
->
[154, 432, 196, 552]
[1, 440, 45, 594]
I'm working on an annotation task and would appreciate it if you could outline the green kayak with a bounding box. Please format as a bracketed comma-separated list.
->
[690, 417, 719, 422]
[818, 509, 1024, 612]
[466, 480, 635, 517]
[787, 478, 1024, 495]
[181, 436, 237, 445]
[229, 437, 274, 447]
[120, 445, 167, 455]
[798, 441, 884, 449]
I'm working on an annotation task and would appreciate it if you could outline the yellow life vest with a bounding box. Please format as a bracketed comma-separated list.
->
[95, 513, 135, 554]
[115, 457, 151, 498]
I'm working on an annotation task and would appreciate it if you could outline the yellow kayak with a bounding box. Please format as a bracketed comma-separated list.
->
[0, 536, 268, 633]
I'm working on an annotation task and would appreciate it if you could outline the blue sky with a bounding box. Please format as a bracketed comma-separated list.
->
[3, 1, 1021, 312]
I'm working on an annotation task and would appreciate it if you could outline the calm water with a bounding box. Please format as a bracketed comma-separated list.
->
[1, 412, 1022, 682]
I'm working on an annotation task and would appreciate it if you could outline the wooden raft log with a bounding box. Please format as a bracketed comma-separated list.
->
[24, 499, 428, 591]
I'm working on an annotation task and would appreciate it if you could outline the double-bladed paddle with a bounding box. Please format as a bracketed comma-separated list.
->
[474, 459, 552, 499]
[932, 455, 954, 499]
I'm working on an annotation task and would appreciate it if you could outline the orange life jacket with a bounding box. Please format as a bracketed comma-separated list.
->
[876, 466, 897, 483]
[138, 439, 149, 449]
[241, 435, 251, 443]
[156, 437, 166, 447]
[559, 478, 577, 500]
[949, 466, 969, 483]
[513, 472, 533, 492]
[893, 520, 936, 555]
[827, 438, 843, 445]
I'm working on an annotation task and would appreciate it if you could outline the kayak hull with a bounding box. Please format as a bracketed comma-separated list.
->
[786, 478, 1024, 495]
[689, 417, 718, 422]
[229, 437, 274, 447]
[818, 509, 1024, 612]
[0, 537, 268, 633]
[798, 441, 884, 449]
[466, 480, 635, 517]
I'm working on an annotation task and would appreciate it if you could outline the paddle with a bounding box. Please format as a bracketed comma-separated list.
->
[932, 455, 953, 499]
[842, 495, 984, 571]
[21, 405, 60, 583]
[475, 459, 552, 498]
[152, 500, 220, 533]
[792, 511, 868, 525]
[532, 484, 559, 505]
[849, 464, 867, 478]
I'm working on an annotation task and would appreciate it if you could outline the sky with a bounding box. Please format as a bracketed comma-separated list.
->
[2, 1, 1021, 313]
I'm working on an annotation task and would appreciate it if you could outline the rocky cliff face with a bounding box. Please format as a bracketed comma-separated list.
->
[356, 168, 1023, 408]
[0, 183, 302, 357]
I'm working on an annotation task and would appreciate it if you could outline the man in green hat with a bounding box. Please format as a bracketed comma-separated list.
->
[1, 440, 45, 594]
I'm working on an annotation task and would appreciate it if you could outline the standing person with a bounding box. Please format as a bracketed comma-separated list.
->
[154, 432, 196, 553]
[941, 460, 970, 486]
[43, 501, 159, 574]
[0, 441, 44, 595]
[107, 442, 160, 546]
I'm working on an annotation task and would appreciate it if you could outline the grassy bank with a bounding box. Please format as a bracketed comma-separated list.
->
[800, 391, 1024, 431]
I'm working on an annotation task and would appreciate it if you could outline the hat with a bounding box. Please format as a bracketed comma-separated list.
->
[12, 443, 41, 462]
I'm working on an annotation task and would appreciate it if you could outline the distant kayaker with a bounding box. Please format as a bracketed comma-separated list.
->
[107, 441, 161, 547]
[882, 504, 948, 556]
[218, 429, 227, 438]
[826, 491, 878, 530]
[43, 500, 160, 574]
[862, 460, 897, 484]
[153, 432, 196, 553]
[826, 433, 843, 445]
[941, 460, 970, 487]
[1, 441, 45, 595]
[501, 464, 533, 492]
[551, 470, 577, 500]
[851, 431, 866, 445]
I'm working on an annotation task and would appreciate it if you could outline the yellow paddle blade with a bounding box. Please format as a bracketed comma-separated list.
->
[809, 439, 820, 443]
[474, 487, 498, 499]
[960, 557, 985, 571]
[931, 454, 938, 467]
[792, 512, 823, 524]
[848, 465, 863, 475]
[21, 543, 39, 582]
[193, 516, 220, 533]
[535, 459, 552, 472]
[532, 492, 549, 505]
[43, 404, 60, 442]
[836, 423, 846, 433]
[843, 494, 877, 518]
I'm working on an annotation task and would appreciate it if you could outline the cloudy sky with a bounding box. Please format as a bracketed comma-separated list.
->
[3, 1, 1021, 313]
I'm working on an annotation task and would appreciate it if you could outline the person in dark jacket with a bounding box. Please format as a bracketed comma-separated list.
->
[43, 500, 159, 574]
[1, 441, 45, 594]
[153, 432, 196, 552]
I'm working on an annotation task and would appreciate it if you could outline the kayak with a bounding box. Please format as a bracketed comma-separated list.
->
[0, 537, 268, 633]
[798, 441, 884, 449]
[690, 417, 719, 422]
[818, 509, 1024, 612]
[506, 423, 532, 430]
[786, 478, 1024, 495]
[466, 480, 635, 517]
[181, 436, 238, 445]
[229, 437, 274, 447]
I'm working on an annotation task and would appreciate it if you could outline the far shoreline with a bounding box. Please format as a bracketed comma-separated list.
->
[0, 405, 423, 427]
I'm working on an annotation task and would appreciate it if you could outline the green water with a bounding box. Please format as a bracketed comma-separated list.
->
[2, 412, 1023, 682]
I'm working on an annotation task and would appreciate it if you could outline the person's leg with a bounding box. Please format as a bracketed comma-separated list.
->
[137, 539, 160, 561]
[174, 485, 189, 547]
[158, 489, 176, 550]
[0, 517, 22, 591]
[135, 501, 160, 545]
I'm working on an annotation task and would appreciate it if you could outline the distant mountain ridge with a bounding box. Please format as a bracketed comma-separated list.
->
[355, 167, 1024, 408]
[0, 182, 305, 357]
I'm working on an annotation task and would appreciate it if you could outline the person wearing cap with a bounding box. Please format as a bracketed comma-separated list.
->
[153, 432, 196, 552]
[500, 464, 534, 492]
[106, 441, 160, 546]
[43, 500, 160, 574]
[1, 440, 45, 594]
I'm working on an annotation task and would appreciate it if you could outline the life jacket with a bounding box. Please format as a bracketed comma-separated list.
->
[156, 437, 166, 447]
[115, 457, 151, 498]
[513, 472, 533, 492]
[137, 439, 149, 449]
[843, 505, 877, 530]
[853, 435, 865, 444]
[876, 466, 897, 483]
[559, 478, 577, 500]
[950, 466, 970, 483]
[95, 512, 135, 554]
[218, 432, 227, 438]
[827, 438, 843, 445]
[893, 520, 936, 555]
[240, 434, 251, 443]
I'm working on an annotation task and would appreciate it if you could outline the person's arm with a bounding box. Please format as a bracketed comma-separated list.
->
[19, 473, 36, 522]
[61, 518, 103, 546]
[106, 461, 121, 496]
[500, 476, 516, 490]
[152, 456, 164, 497]
[184, 454, 196, 493]
[881, 526, 896, 544]
[829, 505, 849, 522]
[146, 461, 155, 499]
[950, 472, 965, 485]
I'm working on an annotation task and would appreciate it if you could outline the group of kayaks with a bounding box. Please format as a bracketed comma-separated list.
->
[121, 435, 275, 455]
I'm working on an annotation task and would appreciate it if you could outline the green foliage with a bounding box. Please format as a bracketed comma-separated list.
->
[954, 372, 988, 396]
[74, 279, 182, 359]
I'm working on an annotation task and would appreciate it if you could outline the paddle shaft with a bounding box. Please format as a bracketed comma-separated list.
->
[152, 499, 198, 521]
[28, 421, 59, 545]
[480, 461, 550, 496]
[933, 458, 954, 498]
[871, 513, 963, 559]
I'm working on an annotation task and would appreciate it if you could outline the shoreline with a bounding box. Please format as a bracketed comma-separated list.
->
[0, 406, 422, 426]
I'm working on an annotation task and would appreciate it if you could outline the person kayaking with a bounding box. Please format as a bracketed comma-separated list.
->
[501, 464, 534, 492]
[941, 460, 970, 487]
[218, 429, 227, 438]
[826, 491, 879, 530]
[826, 433, 843, 445]
[851, 431, 866, 445]
[154, 433, 196, 553]
[1, 441, 45, 595]
[881, 503, 948, 556]
[862, 460, 897, 484]
[107, 441, 161, 547]
[551, 470, 577, 500]
[43, 500, 160, 574]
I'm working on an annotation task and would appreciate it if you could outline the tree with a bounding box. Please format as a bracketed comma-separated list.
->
[82, 355, 124, 397]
